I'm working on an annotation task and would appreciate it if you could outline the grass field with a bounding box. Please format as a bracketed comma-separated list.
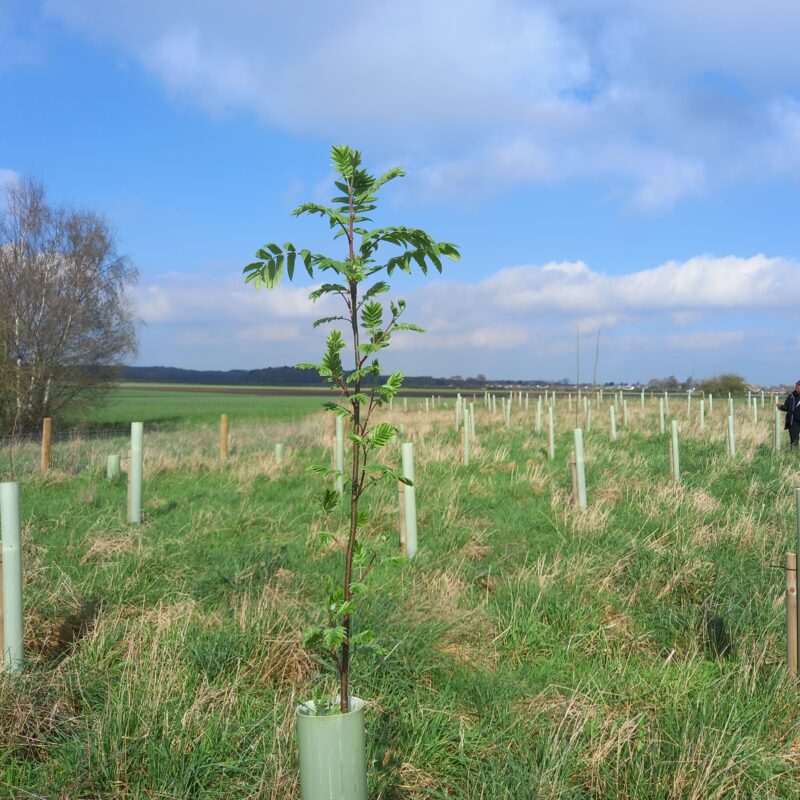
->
[73, 387, 325, 429]
[1, 391, 799, 798]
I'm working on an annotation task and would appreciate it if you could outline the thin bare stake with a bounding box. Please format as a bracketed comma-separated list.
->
[787, 552, 798, 678]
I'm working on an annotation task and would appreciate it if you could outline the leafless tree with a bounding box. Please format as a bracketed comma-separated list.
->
[0, 178, 138, 434]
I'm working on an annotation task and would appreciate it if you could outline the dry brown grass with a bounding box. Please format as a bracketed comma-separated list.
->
[81, 531, 139, 564]
[406, 566, 500, 672]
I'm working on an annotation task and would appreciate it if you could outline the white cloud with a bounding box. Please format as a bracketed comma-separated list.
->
[667, 330, 745, 350]
[393, 323, 529, 352]
[471, 254, 788, 315]
[0, 168, 19, 188]
[137, 285, 172, 323]
[136, 273, 335, 325]
[130, 254, 800, 382]
[43, 0, 800, 210]
[237, 323, 302, 343]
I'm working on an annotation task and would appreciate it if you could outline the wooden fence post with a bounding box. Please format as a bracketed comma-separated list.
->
[41, 417, 52, 472]
[219, 414, 228, 461]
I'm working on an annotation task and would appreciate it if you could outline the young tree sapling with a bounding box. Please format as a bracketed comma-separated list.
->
[243, 145, 459, 713]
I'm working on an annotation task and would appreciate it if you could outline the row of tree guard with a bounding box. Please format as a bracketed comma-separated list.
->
[29, 389, 780, 475]
[3, 408, 798, 680]
[0, 418, 293, 670]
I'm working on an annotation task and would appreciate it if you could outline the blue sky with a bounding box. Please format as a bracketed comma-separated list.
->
[3, 1, 800, 384]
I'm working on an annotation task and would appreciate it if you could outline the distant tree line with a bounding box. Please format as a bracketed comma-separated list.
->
[121, 366, 574, 388]
[647, 373, 749, 394]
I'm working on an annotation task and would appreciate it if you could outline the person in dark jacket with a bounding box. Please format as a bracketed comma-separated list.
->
[777, 381, 800, 446]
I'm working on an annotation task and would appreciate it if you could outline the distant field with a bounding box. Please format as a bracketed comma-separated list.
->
[118, 381, 490, 398]
[68, 387, 325, 430]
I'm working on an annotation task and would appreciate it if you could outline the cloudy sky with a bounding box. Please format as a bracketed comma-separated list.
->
[2, 1, 800, 383]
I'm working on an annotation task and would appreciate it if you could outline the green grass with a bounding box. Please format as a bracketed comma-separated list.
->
[74, 387, 324, 429]
[1, 395, 799, 797]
